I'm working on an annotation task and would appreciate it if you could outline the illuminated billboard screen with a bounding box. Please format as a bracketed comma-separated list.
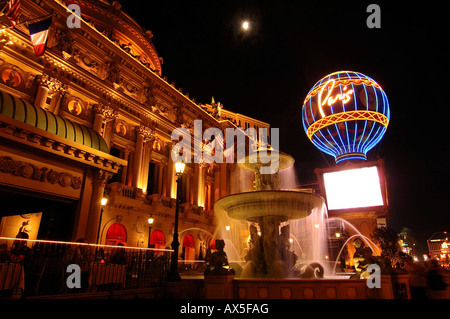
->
[323, 166, 384, 210]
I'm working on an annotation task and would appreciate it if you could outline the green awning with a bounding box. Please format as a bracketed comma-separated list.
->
[0, 90, 109, 154]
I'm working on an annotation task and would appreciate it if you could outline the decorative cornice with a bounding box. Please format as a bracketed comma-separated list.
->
[5, 0, 243, 148]
[63, 0, 162, 75]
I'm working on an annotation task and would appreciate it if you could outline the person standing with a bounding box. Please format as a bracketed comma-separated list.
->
[426, 259, 448, 299]
[405, 257, 427, 299]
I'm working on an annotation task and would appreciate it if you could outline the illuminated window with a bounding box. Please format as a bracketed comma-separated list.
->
[182, 234, 195, 261]
[105, 223, 127, 246]
[150, 230, 166, 249]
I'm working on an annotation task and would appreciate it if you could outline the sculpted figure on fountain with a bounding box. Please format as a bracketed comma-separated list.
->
[205, 239, 235, 275]
[351, 238, 378, 279]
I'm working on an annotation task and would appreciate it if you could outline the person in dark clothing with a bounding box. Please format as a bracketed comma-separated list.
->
[426, 259, 448, 299]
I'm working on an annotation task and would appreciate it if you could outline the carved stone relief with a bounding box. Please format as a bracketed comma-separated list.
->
[0, 156, 82, 189]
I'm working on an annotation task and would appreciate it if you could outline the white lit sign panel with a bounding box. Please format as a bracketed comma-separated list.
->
[323, 166, 384, 210]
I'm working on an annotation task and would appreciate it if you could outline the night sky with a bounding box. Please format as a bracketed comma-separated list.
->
[120, 0, 449, 255]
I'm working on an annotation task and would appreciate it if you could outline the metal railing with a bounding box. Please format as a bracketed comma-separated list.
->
[0, 237, 172, 298]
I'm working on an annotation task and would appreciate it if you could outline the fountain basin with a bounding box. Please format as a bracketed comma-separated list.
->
[238, 150, 295, 172]
[214, 190, 325, 223]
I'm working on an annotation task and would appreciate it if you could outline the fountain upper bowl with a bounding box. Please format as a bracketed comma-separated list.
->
[214, 190, 325, 223]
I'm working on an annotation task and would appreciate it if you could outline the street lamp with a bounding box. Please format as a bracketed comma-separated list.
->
[167, 160, 185, 281]
[147, 216, 154, 248]
[96, 197, 108, 244]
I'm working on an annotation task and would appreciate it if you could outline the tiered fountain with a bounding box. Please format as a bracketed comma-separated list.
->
[214, 149, 328, 279]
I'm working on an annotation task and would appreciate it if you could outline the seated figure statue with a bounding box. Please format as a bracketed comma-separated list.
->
[205, 239, 235, 275]
[351, 238, 377, 279]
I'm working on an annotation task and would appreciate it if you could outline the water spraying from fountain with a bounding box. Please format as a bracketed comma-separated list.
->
[278, 164, 299, 190]
[212, 148, 386, 281]
[324, 217, 381, 276]
[326, 217, 381, 255]
[214, 150, 328, 279]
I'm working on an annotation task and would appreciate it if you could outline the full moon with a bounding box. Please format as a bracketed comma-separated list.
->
[242, 20, 250, 31]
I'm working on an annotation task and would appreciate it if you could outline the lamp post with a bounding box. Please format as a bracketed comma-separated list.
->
[96, 197, 108, 244]
[147, 216, 154, 248]
[167, 161, 185, 281]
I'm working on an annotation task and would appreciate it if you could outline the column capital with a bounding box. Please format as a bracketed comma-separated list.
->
[135, 125, 155, 141]
[37, 73, 67, 93]
[93, 103, 117, 120]
[92, 169, 113, 187]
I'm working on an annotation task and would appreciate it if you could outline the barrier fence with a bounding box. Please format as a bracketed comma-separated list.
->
[0, 237, 172, 298]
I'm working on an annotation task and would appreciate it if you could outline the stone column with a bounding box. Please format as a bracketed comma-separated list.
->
[49, 83, 68, 114]
[93, 108, 105, 134]
[93, 104, 117, 137]
[166, 152, 175, 198]
[160, 159, 168, 196]
[184, 169, 193, 204]
[132, 130, 144, 189]
[213, 163, 221, 202]
[192, 164, 200, 206]
[205, 181, 212, 211]
[157, 160, 166, 195]
[86, 169, 113, 243]
[141, 139, 154, 193]
[34, 81, 50, 110]
[220, 163, 228, 199]
[132, 125, 154, 189]
[121, 149, 131, 185]
[35, 74, 65, 112]
[197, 162, 208, 207]
[126, 146, 134, 187]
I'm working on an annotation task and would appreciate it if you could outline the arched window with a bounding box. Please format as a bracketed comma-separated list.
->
[183, 234, 194, 248]
[105, 223, 127, 246]
[209, 238, 216, 250]
[182, 234, 195, 261]
[150, 230, 166, 249]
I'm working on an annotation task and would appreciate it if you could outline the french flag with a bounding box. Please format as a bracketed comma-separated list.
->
[28, 17, 52, 56]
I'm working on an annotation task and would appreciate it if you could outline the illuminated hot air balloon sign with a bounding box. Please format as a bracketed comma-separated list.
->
[302, 71, 390, 163]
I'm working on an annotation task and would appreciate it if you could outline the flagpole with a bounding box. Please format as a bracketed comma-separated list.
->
[0, 13, 52, 32]
[0, 1, 8, 16]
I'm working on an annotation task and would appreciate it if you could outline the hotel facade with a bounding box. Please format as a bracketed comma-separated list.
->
[0, 0, 270, 261]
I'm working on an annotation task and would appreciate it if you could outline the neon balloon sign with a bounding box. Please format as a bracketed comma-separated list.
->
[301, 71, 390, 164]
